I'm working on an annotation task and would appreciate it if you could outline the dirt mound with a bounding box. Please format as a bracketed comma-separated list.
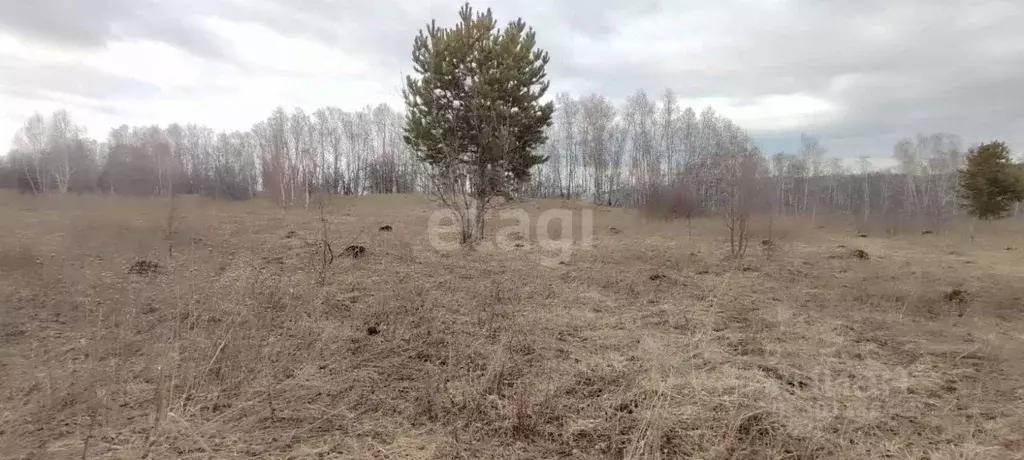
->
[262, 255, 285, 265]
[829, 248, 869, 260]
[850, 249, 870, 260]
[945, 288, 969, 304]
[342, 245, 367, 258]
[126, 259, 160, 275]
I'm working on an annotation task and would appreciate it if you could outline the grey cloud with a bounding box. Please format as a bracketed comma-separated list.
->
[0, 0, 228, 58]
[552, 1, 976, 98]
[0, 56, 161, 101]
[2, 0, 1023, 158]
[814, 72, 1024, 154]
[539, 0, 1024, 156]
[542, 0, 662, 39]
[216, 0, 653, 72]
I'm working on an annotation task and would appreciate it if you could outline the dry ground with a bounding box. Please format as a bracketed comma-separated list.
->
[1, 192, 1022, 459]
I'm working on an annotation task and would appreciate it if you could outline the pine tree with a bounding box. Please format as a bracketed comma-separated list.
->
[957, 141, 1024, 220]
[403, 3, 554, 245]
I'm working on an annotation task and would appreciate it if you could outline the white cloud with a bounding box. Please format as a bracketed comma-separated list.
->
[83, 40, 207, 89]
[725, 94, 841, 132]
[0, 32, 78, 63]
[0, 92, 106, 145]
[201, 18, 371, 79]
[1, 18, 401, 143]
[675, 93, 841, 133]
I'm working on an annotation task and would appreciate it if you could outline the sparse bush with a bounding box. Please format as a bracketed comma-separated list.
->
[313, 192, 334, 285]
[641, 179, 703, 225]
[164, 194, 180, 241]
[724, 153, 761, 258]
[759, 238, 777, 259]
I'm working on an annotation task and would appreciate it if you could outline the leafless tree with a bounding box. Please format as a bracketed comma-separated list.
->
[577, 93, 615, 204]
[798, 133, 825, 221]
[724, 152, 762, 258]
[13, 113, 48, 193]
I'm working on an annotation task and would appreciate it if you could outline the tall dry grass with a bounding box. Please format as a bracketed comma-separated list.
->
[1, 191, 1022, 459]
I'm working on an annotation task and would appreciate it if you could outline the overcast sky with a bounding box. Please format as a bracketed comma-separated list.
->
[2, 0, 1023, 166]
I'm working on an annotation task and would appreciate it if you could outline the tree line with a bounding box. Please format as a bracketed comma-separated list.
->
[2, 4, 1021, 236]
[0, 104, 421, 205]
[2, 101, 1019, 228]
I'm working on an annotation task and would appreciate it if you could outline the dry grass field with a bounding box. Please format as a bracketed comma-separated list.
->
[1, 192, 1023, 459]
